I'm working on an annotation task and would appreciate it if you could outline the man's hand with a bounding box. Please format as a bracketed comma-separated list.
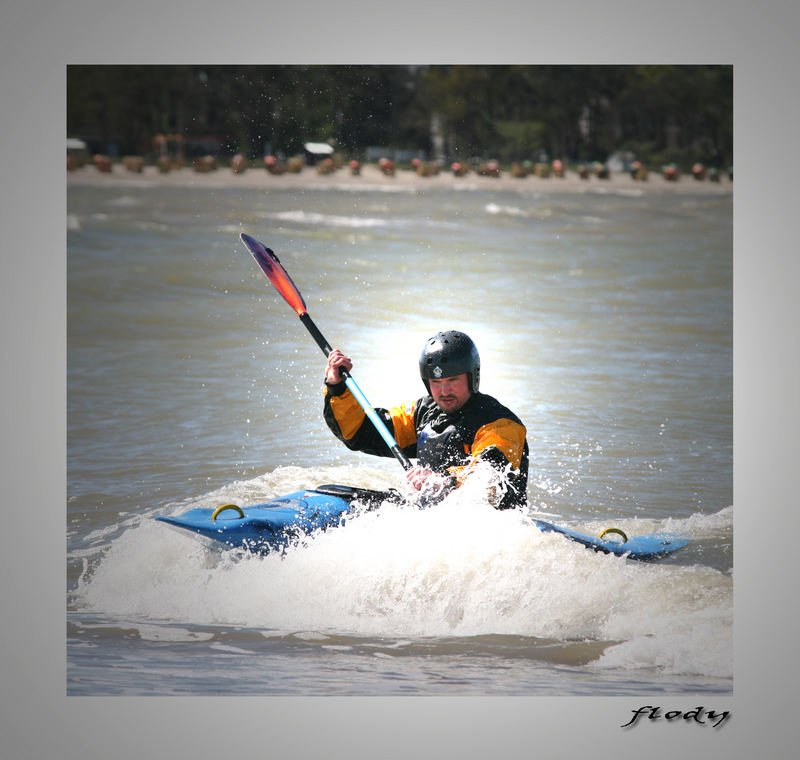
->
[325, 349, 353, 384]
[406, 465, 449, 495]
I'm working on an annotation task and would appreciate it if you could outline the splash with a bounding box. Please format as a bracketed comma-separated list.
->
[72, 465, 732, 677]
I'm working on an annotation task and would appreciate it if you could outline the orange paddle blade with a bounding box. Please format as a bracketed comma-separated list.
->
[241, 233, 307, 316]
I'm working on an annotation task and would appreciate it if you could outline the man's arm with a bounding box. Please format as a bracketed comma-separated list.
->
[323, 349, 418, 458]
[452, 418, 529, 509]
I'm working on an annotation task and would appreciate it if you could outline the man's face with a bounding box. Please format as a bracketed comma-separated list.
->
[429, 373, 471, 413]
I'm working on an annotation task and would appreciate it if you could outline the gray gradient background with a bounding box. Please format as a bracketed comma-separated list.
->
[1, 0, 794, 757]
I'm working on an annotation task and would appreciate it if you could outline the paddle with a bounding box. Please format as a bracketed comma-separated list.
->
[240, 233, 412, 471]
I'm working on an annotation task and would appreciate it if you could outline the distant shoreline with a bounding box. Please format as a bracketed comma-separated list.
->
[67, 162, 733, 195]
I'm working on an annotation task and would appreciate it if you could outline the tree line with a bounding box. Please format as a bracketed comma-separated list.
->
[67, 65, 732, 169]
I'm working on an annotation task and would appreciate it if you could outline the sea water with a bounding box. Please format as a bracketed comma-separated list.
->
[67, 177, 732, 695]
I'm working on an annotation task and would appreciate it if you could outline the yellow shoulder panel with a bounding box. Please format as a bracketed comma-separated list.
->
[388, 402, 417, 449]
[471, 418, 527, 469]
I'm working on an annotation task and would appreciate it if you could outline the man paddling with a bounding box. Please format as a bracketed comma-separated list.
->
[323, 330, 529, 509]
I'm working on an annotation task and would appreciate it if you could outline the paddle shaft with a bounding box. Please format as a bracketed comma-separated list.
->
[298, 313, 413, 471]
[241, 232, 413, 472]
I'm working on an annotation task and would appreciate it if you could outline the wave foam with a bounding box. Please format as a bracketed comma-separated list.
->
[72, 466, 732, 677]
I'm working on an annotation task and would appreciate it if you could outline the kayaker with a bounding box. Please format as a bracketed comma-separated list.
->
[323, 330, 529, 509]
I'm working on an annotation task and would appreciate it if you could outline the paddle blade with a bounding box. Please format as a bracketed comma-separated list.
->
[241, 233, 307, 316]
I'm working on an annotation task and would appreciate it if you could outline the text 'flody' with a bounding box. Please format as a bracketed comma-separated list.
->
[621, 705, 731, 729]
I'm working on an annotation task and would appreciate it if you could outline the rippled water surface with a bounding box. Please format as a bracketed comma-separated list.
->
[67, 180, 732, 695]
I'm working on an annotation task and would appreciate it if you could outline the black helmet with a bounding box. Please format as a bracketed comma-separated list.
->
[419, 330, 480, 393]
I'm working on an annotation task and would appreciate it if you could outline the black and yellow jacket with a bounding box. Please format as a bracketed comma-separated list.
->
[323, 381, 529, 509]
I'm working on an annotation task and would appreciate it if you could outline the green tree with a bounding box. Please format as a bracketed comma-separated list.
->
[66, 64, 732, 169]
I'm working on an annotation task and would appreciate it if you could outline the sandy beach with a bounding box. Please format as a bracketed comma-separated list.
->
[67, 161, 733, 195]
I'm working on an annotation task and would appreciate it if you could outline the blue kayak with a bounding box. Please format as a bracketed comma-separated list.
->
[530, 519, 689, 560]
[156, 483, 688, 561]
